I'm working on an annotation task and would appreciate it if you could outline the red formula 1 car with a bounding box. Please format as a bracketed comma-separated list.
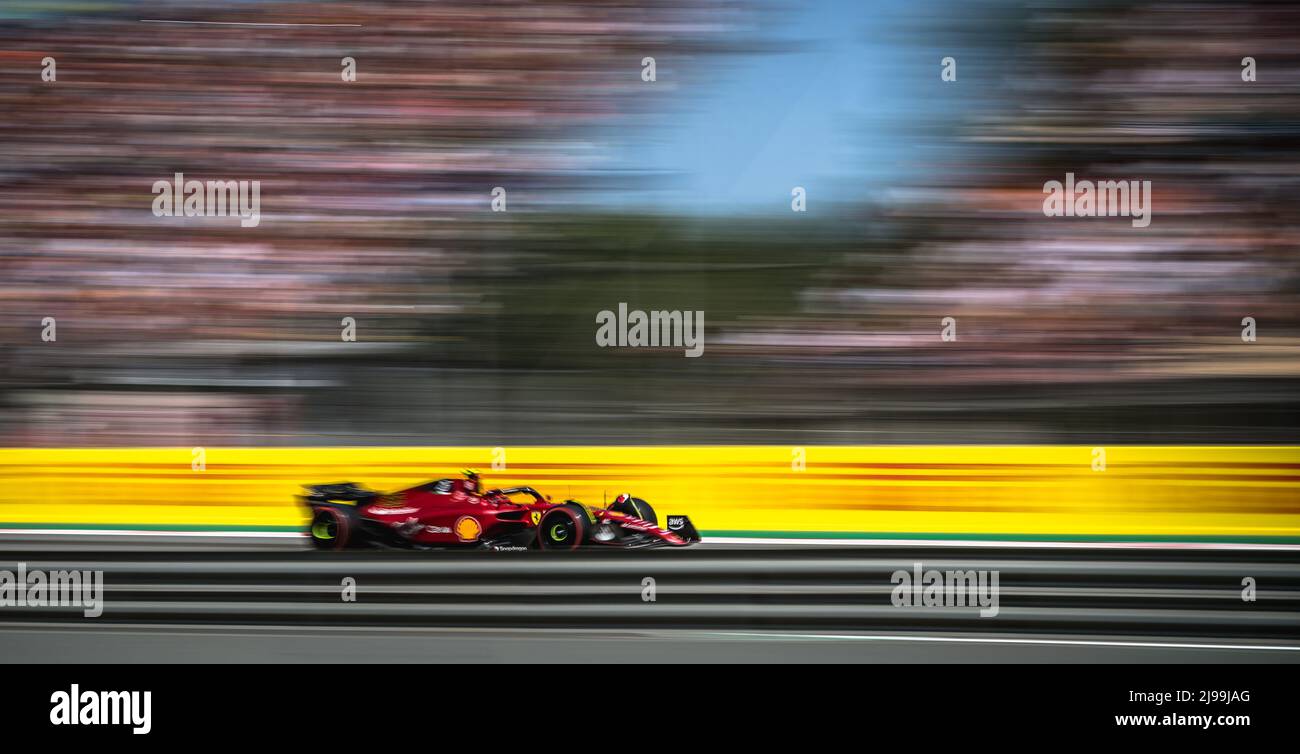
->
[303, 471, 701, 551]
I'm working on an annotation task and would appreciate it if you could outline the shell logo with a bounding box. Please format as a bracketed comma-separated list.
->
[454, 515, 482, 542]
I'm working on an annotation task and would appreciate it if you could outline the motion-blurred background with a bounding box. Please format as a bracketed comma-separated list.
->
[1, 0, 1298, 447]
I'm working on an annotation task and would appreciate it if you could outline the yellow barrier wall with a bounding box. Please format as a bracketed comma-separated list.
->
[1, 446, 1298, 541]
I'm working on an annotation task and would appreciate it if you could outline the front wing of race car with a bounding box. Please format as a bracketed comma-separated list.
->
[663, 514, 702, 542]
[533, 501, 702, 550]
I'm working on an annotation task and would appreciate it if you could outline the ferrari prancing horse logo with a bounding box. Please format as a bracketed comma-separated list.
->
[530, 511, 542, 525]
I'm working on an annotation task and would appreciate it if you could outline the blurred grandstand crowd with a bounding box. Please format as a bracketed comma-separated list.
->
[0, 0, 1297, 445]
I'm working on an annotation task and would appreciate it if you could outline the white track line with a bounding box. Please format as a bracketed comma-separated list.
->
[140, 20, 362, 27]
[705, 536, 1300, 551]
[0, 528, 304, 539]
[710, 631, 1300, 652]
[7, 622, 1292, 653]
[1, 529, 1296, 549]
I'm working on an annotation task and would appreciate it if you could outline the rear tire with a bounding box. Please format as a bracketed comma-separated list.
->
[610, 496, 657, 526]
[537, 505, 587, 551]
[309, 507, 352, 550]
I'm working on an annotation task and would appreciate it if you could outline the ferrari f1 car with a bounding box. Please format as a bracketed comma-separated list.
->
[302, 471, 701, 551]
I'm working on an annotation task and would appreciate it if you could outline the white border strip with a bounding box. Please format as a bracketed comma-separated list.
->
[141, 20, 362, 27]
[8, 622, 1297, 653]
[705, 536, 1300, 551]
[1, 530, 1297, 550]
[0, 528, 305, 539]
[711, 631, 1300, 652]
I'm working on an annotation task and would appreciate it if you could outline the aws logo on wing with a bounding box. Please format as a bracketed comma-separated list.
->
[454, 516, 482, 542]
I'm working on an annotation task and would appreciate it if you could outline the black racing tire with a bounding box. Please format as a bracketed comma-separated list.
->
[309, 507, 353, 550]
[537, 505, 588, 551]
[609, 496, 657, 526]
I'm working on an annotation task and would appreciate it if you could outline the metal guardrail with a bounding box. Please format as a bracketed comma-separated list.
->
[4, 548, 1299, 640]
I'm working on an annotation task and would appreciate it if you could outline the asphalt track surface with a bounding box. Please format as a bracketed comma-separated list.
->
[1, 532, 1298, 663]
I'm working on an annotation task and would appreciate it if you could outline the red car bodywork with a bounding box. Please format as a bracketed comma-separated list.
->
[303, 474, 700, 551]
[359, 478, 535, 547]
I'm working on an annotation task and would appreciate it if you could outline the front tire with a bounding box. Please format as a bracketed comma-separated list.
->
[537, 506, 587, 551]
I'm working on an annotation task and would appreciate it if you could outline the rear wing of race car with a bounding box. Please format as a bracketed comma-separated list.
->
[301, 482, 379, 507]
[665, 515, 702, 543]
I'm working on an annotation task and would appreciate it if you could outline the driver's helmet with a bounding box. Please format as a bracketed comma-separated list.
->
[613, 493, 632, 505]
